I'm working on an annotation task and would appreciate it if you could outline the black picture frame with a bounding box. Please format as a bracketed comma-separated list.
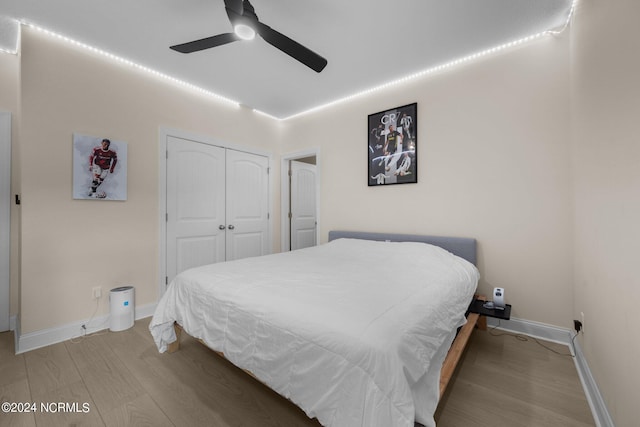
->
[368, 102, 417, 186]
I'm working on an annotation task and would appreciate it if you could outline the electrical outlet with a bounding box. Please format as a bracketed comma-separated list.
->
[92, 286, 102, 300]
[573, 319, 582, 333]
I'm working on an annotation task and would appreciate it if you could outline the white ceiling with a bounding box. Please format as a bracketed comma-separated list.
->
[1, 0, 572, 119]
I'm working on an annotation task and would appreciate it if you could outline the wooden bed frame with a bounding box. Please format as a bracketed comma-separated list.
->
[166, 231, 485, 404]
[439, 296, 487, 398]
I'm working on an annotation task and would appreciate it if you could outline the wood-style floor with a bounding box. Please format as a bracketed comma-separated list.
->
[0, 318, 595, 427]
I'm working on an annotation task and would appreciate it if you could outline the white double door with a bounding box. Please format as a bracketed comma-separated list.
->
[166, 136, 269, 284]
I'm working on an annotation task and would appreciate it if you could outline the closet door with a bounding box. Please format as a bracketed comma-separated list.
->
[225, 149, 269, 261]
[166, 137, 226, 283]
[290, 160, 317, 251]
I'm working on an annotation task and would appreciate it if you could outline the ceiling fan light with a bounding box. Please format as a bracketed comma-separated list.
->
[234, 24, 255, 40]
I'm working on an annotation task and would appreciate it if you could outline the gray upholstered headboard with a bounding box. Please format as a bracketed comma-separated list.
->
[328, 230, 477, 266]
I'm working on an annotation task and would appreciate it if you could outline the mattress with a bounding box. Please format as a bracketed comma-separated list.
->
[149, 238, 479, 427]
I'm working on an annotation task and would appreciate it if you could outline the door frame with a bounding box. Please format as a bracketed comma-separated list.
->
[0, 113, 10, 331]
[280, 148, 320, 252]
[158, 127, 274, 299]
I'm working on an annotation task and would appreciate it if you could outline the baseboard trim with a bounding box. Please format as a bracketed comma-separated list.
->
[16, 303, 156, 354]
[486, 316, 614, 427]
[572, 338, 616, 427]
[485, 316, 573, 345]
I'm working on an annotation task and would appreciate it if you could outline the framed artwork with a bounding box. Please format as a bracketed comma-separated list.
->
[73, 133, 127, 200]
[368, 102, 417, 186]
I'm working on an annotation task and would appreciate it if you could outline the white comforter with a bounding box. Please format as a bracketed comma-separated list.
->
[149, 238, 479, 427]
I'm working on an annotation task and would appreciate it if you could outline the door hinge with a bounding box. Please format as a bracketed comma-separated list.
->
[288, 169, 292, 177]
[288, 212, 293, 219]
[165, 276, 168, 285]
[267, 167, 270, 175]
[166, 213, 168, 222]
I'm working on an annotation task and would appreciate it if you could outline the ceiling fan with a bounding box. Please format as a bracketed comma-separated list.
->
[170, 0, 328, 73]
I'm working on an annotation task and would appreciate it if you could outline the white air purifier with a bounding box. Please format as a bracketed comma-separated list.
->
[109, 286, 134, 332]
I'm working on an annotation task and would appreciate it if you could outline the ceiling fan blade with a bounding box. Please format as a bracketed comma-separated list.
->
[256, 22, 327, 73]
[223, 0, 244, 15]
[170, 33, 240, 53]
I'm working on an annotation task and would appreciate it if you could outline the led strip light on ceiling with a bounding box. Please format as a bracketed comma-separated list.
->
[21, 22, 241, 108]
[7, 0, 577, 121]
[279, 0, 579, 121]
[277, 33, 549, 121]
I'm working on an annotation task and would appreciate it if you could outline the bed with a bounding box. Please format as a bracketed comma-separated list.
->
[149, 231, 480, 427]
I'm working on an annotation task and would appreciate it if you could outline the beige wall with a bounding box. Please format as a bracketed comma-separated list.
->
[281, 35, 573, 327]
[571, 0, 640, 425]
[17, 27, 281, 334]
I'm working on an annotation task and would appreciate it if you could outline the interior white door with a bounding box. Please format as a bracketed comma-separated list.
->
[290, 160, 317, 251]
[0, 112, 10, 331]
[166, 136, 226, 284]
[225, 149, 269, 260]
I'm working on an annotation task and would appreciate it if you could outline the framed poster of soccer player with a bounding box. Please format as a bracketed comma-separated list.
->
[368, 102, 417, 186]
[72, 133, 128, 200]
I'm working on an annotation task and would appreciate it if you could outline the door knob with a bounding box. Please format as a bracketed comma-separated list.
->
[228, 224, 235, 230]
[219, 225, 226, 230]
